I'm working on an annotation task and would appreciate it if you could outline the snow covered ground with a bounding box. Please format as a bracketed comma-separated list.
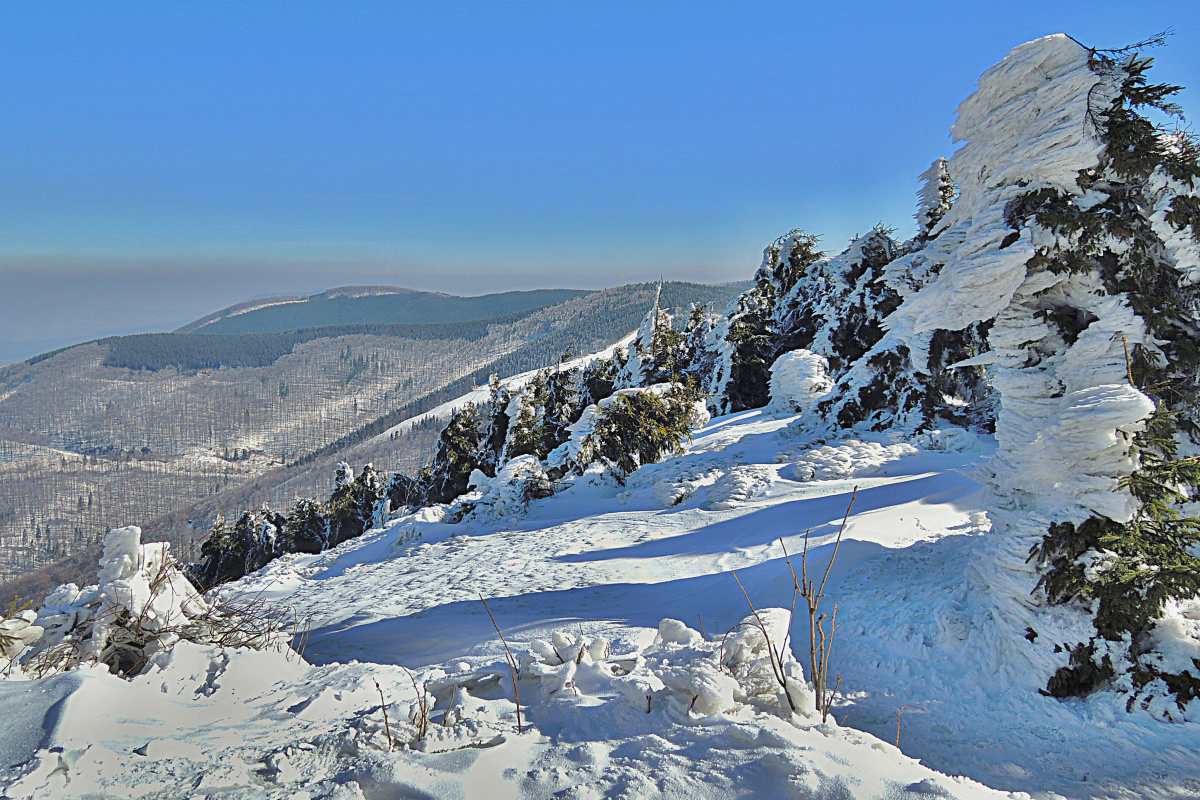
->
[4, 407, 1198, 799]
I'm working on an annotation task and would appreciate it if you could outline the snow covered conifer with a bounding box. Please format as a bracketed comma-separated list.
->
[539, 363, 580, 455]
[326, 464, 388, 546]
[421, 405, 486, 505]
[579, 355, 620, 407]
[476, 374, 512, 476]
[503, 373, 548, 462]
[569, 384, 701, 480]
[914, 157, 956, 241]
[707, 231, 825, 413]
[890, 34, 1200, 706]
[192, 505, 289, 588]
[615, 284, 686, 389]
[504, 365, 582, 462]
[282, 496, 328, 554]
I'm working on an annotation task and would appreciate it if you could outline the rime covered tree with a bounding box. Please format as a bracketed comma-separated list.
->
[886, 35, 1200, 707]
[325, 463, 388, 547]
[914, 157, 957, 241]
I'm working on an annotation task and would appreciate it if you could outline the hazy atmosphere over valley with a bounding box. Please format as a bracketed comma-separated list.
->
[3, 3, 1200, 800]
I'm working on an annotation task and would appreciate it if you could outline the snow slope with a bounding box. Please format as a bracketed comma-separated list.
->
[4, 32, 1200, 800]
[3, 406, 1198, 798]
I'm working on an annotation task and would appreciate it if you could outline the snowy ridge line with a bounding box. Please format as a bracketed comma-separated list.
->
[368, 332, 636, 444]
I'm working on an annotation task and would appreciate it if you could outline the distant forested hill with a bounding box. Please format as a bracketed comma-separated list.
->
[183, 288, 590, 335]
[102, 310, 548, 372]
[0, 280, 746, 590]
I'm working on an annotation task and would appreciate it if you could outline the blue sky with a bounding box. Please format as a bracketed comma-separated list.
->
[0, 2, 1197, 364]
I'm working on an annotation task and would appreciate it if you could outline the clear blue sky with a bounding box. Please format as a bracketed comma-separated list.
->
[0, 2, 1197, 365]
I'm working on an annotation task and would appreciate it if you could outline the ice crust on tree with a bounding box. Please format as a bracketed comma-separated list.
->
[882, 36, 1152, 523]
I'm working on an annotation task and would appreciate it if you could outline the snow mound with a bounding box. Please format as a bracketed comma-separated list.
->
[648, 467, 722, 508]
[467, 455, 555, 519]
[769, 349, 834, 414]
[605, 613, 817, 720]
[705, 466, 772, 509]
[786, 440, 919, 482]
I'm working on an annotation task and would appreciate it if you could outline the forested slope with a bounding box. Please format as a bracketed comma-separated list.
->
[0, 281, 744, 587]
[181, 287, 589, 335]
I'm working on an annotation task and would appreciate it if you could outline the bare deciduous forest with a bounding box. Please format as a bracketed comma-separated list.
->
[0, 282, 744, 591]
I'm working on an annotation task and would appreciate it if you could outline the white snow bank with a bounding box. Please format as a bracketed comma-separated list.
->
[769, 349, 833, 414]
[786, 440, 919, 482]
[705, 465, 772, 509]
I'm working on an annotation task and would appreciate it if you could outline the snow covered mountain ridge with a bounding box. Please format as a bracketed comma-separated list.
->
[1, 33, 1199, 799]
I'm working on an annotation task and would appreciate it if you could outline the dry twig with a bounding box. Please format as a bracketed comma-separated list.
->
[896, 704, 927, 748]
[780, 485, 857, 722]
[374, 678, 395, 749]
[479, 593, 522, 733]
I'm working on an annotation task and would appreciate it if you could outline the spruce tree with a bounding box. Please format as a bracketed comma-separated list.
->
[282, 497, 328, 554]
[326, 464, 387, 546]
[711, 231, 824, 413]
[933, 41, 1200, 707]
[914, 157, 957, 241]
[422, 406, 485, 505]
[477, 375, 511, 477]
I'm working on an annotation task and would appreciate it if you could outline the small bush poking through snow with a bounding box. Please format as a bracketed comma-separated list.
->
[557, 384, 704, 480]
[9, 527, 297, 679]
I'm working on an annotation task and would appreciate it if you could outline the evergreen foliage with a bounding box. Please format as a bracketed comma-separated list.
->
[583, 385, 699, 479]
[1018, 46, 1200, 707]
[579, 355, 621, 408]
[721, 232, 825, 412]
[540, 364, 581, 455]
[468, 376, 512, 479]
[191, 506, 289, 589]
[420, 407, 486, 505]
[282, 497, 328, 554]
[914, 157, 957, 240]
[324, 463, 388, 548]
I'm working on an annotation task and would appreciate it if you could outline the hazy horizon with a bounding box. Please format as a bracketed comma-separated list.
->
[0, 260, 748, 367]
